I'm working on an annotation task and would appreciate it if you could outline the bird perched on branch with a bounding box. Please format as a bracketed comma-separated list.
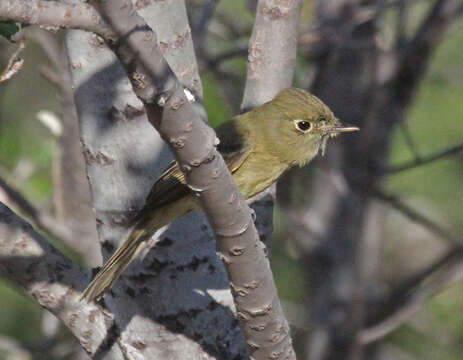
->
[81, 87, 359, 302]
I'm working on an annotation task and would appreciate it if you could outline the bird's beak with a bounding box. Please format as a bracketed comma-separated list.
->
[323, 118, 359, 134]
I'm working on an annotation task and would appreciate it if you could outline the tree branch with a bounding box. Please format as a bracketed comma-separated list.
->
[384, 142, 463, 174]
[241, 0, 303, 111]
[86, 0, 294, 358]
[372, 189, 459, 244]
[0, 175, 77, 249]
[136, 0, 204, 100]
[0, 202, 125, 359]
[0, 0, 113, 38]
[360, 246, 463, 344]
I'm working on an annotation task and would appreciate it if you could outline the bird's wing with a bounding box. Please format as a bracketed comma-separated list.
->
[143, 119, 251, 210]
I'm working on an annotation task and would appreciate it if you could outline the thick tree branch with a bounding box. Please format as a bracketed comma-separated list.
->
[241, 0, 303, 111]
[86, 0, 293, 358]
[136, 0, 203, 100]
[0, 202, 124, 359]
[0, 0, 114, 38]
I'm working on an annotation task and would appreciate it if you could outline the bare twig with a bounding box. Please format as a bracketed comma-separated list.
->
[385, 142, 463, 174]
[205, 47, 248, 71]
[395, 0, 409, 46]
[193, 0, 220, 41]
[0, 39, 25, 83]
[0, 176, 75, 245]
[361, 246, 463, 344]
[398, 121, 422, 163]
[372, 189, 459, 244]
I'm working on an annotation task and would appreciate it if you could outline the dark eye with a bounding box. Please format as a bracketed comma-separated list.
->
[295, 120, 312, 132]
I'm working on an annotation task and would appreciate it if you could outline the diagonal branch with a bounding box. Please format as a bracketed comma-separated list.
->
[384, 142, 463, 174]
[87, 0, 294, 358]
[0, 202, 124, 359]
[372, 189, 459, 244]
[0, 175, 76, 248]
[393, 0, 463, 102]
[360, 246, 463, 344]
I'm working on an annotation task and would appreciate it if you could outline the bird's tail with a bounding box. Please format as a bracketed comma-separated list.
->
[80, 227, 150, 302]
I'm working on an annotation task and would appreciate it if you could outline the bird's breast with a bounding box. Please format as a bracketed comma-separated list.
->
[232, 152, 288, 199]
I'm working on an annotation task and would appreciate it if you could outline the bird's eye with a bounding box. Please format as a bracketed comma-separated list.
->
[294, 120, 312, 133]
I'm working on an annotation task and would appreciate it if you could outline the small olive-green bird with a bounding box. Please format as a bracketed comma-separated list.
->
[81, 87, 358, 302]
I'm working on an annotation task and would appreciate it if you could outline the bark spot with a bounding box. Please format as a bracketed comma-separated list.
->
[102, 240, 115, 254]
[207, 301, 218, 311]
[184, 121, 193, 132]
[131, 340, 147, 351]
[157, 237, 173, 247]
[229, 246, 245, 256]
[82, 146, 115, 167]
[124, 104, 145, 119]
[207, 264, 215, 274]
[250, 323, 266, 331]
[238, 311, 249, 321]
[246, 341, 259, 350]
[262, 3, 290, 19]
[64, 8, 72, 23]
[69, 313, 78, 328]
[248, 32, 262, 73]
[170, 136, 186, 148]
[187, 256, 209, 271]
[89, 310, 98, 324]
[132, 72, 147, 90]
[126, 286, 135, 298]
[181, 164, 192, 172]
[71, 61, 82, 69]
[170, 98, 186, 110]
[228, 193, 236, 204]
[244, 280, 259, 289]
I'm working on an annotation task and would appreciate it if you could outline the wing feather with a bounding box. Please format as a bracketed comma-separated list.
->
[143, 119, 251, 210]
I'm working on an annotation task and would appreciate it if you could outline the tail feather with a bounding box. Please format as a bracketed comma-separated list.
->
[80, 229, 147, 302]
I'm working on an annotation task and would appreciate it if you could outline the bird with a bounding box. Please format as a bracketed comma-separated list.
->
[81, 87, 359, 302]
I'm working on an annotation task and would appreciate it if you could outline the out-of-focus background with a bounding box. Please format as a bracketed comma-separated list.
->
[1, 1, 463, 359]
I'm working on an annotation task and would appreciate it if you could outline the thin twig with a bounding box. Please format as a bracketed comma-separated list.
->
[0, 176, 75, 246]
[399, 121, 422, 162]
[385, 142, 463, 174]
[0, 39, 25, 83]
[360, 246, 463, 344]
[193, 0, 220, 39]
[205, 47, 248, 70]
[372, 189, 459, 244]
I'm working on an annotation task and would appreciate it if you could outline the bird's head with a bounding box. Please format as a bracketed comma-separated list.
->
[250, 87, 359, 166]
